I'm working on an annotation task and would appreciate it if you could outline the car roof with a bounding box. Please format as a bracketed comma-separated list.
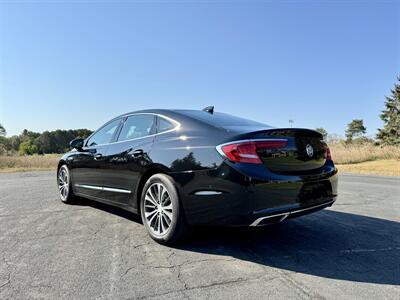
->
[113, 109, 271, 131]
[116, 108, 195, 117]
[113, 109, 208, 123]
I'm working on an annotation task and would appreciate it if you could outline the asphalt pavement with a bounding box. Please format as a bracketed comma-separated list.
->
[0, 171, 399, 299]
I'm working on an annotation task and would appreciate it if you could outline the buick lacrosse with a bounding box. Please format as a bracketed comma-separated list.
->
[58, 107, 338, 244]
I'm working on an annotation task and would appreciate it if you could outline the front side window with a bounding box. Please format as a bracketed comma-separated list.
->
[86, 119, 121, 147]
[117, 115, 155, 142]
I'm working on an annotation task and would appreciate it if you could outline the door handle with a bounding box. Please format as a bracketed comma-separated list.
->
[94, 153, 103, 160]
[130, 149, 144, 158]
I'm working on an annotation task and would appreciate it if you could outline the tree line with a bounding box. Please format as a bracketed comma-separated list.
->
[0, 128, 92, 155]
[0, 77, 399, 155]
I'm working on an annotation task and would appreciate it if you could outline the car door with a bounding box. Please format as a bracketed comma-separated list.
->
[100, 114, 157, 205]
[71, 118, 122, 199]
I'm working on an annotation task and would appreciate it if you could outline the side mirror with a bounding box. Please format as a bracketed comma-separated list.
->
[70, 138, 84, 150]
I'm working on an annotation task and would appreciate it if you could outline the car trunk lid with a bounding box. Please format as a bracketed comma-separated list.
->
[237, 128, 327, 173]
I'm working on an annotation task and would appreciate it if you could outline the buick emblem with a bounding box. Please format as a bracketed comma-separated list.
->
[306, 144, 314, 157]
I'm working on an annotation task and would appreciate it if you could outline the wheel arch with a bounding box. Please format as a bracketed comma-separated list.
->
[57, 160, 67, 172]
[57, 159, 73, 188]
[135, 164, 170, 214]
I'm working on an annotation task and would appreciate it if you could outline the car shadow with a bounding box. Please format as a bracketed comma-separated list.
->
[71, 197, 143, 223]
[178, 210, 400, 286]
[72, 199, 400, 286]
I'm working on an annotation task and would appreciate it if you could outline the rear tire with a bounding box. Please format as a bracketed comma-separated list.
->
[57, 165, 76, 204]
[140, 174, 187, 245]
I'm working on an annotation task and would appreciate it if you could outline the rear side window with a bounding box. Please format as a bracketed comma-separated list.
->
[158, 117, 175, 133]
[117, 115, 155, 142]
[86, 119, 121, 147]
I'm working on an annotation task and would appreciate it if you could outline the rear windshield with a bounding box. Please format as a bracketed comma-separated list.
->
[180, 110, 272, 128]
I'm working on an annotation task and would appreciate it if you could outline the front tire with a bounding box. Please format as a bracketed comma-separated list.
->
[57, 165, 75, 204]
[140, 174, 187, 245]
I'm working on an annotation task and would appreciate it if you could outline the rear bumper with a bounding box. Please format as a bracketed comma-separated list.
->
[171, 162, 338, 226]
[249, 199, 335, 226]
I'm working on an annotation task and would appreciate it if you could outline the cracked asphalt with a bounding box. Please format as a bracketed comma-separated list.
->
[0, 171, 399, 299]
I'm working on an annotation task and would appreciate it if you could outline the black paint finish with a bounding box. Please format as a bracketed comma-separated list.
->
[58, 109, 338, 226]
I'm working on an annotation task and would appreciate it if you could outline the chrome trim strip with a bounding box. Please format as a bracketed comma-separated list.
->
[75, 184, 103, 191]
[279, 214, 290, 222]
[249, 200, 335, 226]
[75, 184, 131, 194]
[216, 138, 288, 158]
[194, 191, 222, 196]
[103, 187, 132, 194]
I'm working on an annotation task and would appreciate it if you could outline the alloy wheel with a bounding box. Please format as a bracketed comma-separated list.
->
[58, 166, 69, 201]
[144, 183, 173, 237]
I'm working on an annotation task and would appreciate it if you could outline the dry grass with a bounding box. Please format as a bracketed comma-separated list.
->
[336, 160, 400, 177]
[1, 144, 399, 176]
[0, 154, 59, 172]
[330, 143, 400, 164]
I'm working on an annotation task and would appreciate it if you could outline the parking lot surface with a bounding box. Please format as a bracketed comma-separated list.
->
[0, 171, 399, 299]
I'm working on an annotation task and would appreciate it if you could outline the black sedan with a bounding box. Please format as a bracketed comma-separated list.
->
[58, 107, 338, 244]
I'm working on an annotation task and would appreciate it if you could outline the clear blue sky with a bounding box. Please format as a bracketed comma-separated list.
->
[1, 1, 399, 137]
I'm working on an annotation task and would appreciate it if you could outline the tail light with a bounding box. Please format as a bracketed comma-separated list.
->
[321, 141, 332, 160]
[325, 147, 332, 160]
[216, 139, 288, 164]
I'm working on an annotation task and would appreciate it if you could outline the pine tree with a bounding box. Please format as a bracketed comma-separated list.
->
[346, 119, 366, 142]
[377, 77, 400, 145]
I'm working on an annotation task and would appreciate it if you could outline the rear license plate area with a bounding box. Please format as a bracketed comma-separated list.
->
[298, 181, 332, 204]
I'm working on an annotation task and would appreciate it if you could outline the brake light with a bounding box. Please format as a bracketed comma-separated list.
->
[217, 140, 288, 164]
[325, 146, 332, 160]
[321, 141, 332, 160]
